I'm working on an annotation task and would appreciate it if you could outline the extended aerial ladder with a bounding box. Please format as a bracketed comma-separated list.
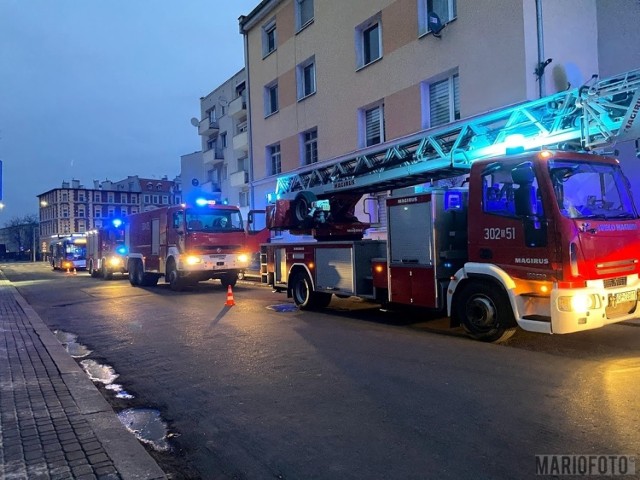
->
[272, 68, 640, 222]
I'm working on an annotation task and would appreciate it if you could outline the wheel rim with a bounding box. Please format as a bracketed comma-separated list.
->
[293, 276, 309, 305]
[465, 295, 498, 331]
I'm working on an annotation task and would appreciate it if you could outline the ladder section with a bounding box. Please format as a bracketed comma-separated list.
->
[275, 68, 640, 199]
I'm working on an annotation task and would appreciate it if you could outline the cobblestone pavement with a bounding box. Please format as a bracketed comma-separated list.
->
[0, 274, 166, 480]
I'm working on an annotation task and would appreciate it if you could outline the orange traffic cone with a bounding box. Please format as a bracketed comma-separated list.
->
[225, 285, 235, 306]
[73, 268, 77, 275]
[66, 267, 71, 275]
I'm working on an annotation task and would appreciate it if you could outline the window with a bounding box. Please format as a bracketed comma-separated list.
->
[152, 195, 159, 204]
[78, 206, 85, 218]
[262, 20, 277, 57]
[94, 192, 101, 202]
[265, 82, 279, 117]
[238, 157, 248, 172]
[108, 193, 114, 203]
[356, 16, 382, 68]
[120, 193, 127, 203]
[220, 132, 227, 148]
[144, 194, 150, 203]
[131, 194, 137, 203]
[296, 0, 314, 31]
[108, 207, 115, 217]
[78, 192, 85, 202]
[269, 144, 281, 175]
[95, 207, 102, 218]
[302, 129, 318, 165]
[62, 193, 68, 202]
[209, 107, 216, 124]
[162, 195, 168, 204]
[239, 191, 249, 208]
[363, 104, 384, 147]
[297, 57, 316, 100]
[419, 0, 457, 35]
[427, 73, 460, 127]
[207, 136, 216, 151]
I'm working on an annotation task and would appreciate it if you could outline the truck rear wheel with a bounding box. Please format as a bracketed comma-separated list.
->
[454, 282, 517, 343]
[88, 260, 97, 278]
[135, 262, 146, 286]
[291, 271, 332, 310]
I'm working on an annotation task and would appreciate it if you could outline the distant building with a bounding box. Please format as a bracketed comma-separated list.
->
[37, 175, 181, 238]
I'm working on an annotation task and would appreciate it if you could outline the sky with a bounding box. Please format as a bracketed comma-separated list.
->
[0, 0, 259, 221]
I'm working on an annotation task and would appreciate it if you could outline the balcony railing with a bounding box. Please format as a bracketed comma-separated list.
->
[198, 118, 219, 136]
[229, 95, 247, 118]
[229, 170, 249, 187]
[232, 131, 248, 153]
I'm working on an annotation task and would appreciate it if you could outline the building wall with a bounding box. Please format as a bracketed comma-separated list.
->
[243, 0, 640, 211]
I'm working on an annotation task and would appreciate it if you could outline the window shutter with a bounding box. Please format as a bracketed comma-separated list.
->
[365, 106, 381, 146]
[429, 78, 450, 127]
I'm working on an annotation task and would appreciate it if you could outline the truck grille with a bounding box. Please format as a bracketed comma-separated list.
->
[199, 245, 242, 252]
[603, 277, 627, 289]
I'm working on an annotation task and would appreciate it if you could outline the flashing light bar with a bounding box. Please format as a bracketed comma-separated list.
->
[112, 218, 123, 228]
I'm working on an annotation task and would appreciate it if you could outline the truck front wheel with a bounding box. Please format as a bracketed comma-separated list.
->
[129, 261, 139, 286]
[454, 282, 516, 343]
[101, 262, 113, 280]
[166, 260, 184, 291]
[291, 271, 332, 310]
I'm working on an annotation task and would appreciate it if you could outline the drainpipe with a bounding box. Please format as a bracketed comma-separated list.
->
[240, 20, 255, 212]
[535, 0, 546, 98]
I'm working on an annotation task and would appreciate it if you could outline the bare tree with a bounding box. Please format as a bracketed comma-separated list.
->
[4, 214, 38, 258]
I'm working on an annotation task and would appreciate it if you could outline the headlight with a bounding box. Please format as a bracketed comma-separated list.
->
[108, 256, 122, 267]
[558, 293, 600, 312]
[237, 254, 249, 263]
[185, 255, 202, 265]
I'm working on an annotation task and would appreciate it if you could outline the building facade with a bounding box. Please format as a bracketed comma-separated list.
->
[239, 0, 640, 219]
[38, 176, 181, 239]
[184, 69, 251, 217]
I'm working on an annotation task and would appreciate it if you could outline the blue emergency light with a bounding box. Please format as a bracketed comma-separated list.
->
[115, 246, 127, 255]
[112, 218, 123, 228]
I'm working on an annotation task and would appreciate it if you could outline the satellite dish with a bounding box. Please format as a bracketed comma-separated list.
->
[190, 117, 199, 127]
[218, 95, 229, 107]
[427, 12, 444, 37]
[191, 178, 199, 187]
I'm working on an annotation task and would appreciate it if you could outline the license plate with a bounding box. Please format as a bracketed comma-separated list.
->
[615, 290, 637, 303]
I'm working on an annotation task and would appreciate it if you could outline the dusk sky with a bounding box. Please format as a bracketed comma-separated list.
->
[0, 0, 259, 220]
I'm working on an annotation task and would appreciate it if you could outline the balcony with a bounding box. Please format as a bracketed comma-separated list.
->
[228, 95, 247, 119]
[202, 147, 224, 165]
[229, 170, 249, 187]
[198, 118, 219, 136]
[233, 123, 248, 153]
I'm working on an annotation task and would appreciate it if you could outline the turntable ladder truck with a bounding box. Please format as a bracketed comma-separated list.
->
[261, 67, 640, 342]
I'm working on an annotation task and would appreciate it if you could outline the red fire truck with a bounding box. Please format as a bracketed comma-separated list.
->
[261, 68, 640, 342]
[125, 199, 251, 290]
[86, 218, 128, 280]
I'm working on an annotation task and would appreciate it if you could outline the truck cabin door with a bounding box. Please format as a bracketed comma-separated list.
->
[473, 161, 551, 276]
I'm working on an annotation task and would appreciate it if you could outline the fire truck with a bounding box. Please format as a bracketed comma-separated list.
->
[125, 199, 251, 290]
[261, 68, 640, 342]
[86, 218, 128, 280]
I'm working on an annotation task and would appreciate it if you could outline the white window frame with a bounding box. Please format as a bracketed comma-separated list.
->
[360, 102, 385, 148]
[268, 144, 282, 175]
[418, 0, 457, 36]
[262, 19, 277, 57]
[295, 0, 314, 31]
[355, 15, 382, 70]
[94, 207, 102, 218]
[94, 192, 100, 202]
[422, 72, 460, 129]
[264, 82, 279, 117]
[209, 107, 216, 124]
[296, 56, 316, 100]
[108, 193, 114, 203]
[301, 128, 318, 165]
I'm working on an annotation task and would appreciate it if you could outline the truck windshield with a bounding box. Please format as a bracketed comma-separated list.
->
[185, 209, 244, 232]
[549, 160, 637, 220]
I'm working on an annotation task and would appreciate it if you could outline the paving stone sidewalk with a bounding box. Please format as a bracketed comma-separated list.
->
[0, 275, 166, 480]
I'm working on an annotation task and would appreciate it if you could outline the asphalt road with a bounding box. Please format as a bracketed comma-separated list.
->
[3, 262, 640, 479]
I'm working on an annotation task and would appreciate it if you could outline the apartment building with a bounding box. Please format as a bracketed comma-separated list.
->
[239, 0, 640, 217]
[37, 176, 181, 238]
[183, 69, 251, 217]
